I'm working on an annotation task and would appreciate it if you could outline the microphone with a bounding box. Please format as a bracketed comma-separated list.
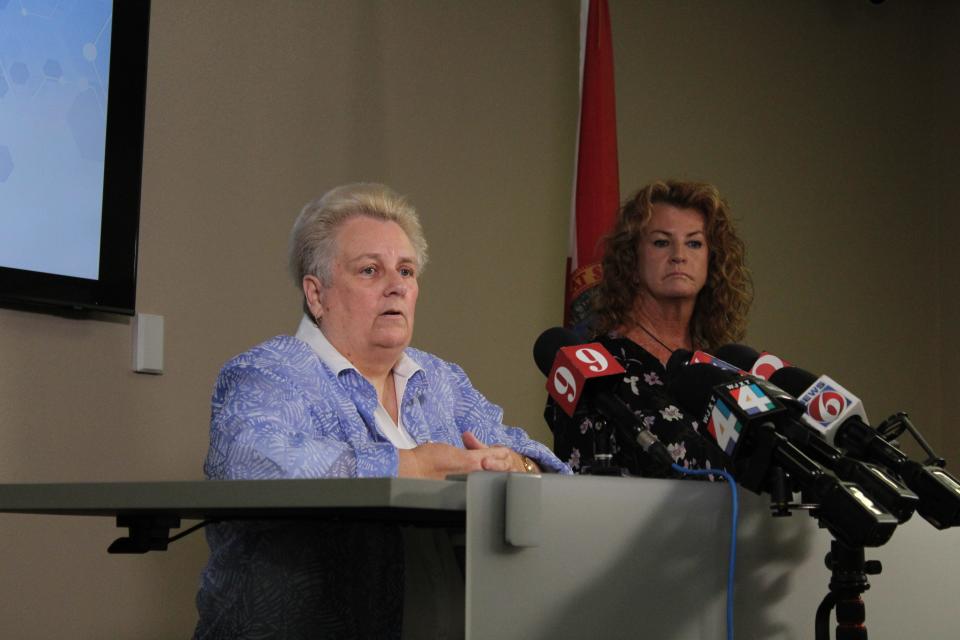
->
[669, 363, 899, 547]
[770, 366, 960, 529]
[714, 343, 789, 380]
[533, 327, 674, 471]
[665, 347, 694, 375]
[533, 327, 626, 417]
[672, 350, 918, 523]
[663, 349, 741, 394]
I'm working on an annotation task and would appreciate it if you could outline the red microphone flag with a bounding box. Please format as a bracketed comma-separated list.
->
[546, 342, 626, 417]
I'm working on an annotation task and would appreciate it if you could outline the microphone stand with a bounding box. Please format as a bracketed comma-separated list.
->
[814, 539, 882, 640]
[584, 417, 626, 476]
[733, 424, 894, 639]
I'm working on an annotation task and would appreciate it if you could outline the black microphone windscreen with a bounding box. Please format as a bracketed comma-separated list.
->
[533, 326, 581, 376]
[768, 366, 819, 397]
[668, 363, 740, 418]
[714, 344, 761, 371]
[664, 348, 693, 385]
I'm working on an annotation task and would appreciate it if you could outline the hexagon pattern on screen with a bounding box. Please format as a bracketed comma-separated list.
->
[0, 0, 115, 279]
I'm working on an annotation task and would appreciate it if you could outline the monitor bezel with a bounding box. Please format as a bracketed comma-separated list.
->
[0, 0, 151, 316]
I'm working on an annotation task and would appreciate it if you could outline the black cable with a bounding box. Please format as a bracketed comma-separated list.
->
[167, 519, 218, 544]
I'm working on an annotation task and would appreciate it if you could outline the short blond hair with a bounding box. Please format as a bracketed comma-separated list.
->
[288, 183, 429, 315]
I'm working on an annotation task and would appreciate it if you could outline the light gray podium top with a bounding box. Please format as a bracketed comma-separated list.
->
[0, 477, 467, 523]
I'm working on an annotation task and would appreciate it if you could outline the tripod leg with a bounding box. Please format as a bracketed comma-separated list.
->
[820, 542, 873, 640]
[815, 592, 837, 640]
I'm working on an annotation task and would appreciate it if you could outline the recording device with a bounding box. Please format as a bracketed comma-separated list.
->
[668, 362, 899, 547]
[668, 349, 854, 470]
[717, 345, 960, 529]
[533, 327, 674, 472]
[686, 345, 944, 636]
[770, 366, 960, 529]
[678, 348, 918, 523]
[713, 344, 956, 528]
[534, 327, 626, 416]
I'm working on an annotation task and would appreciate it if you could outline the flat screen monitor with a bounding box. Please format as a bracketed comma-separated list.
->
[0, 0, 150, 315]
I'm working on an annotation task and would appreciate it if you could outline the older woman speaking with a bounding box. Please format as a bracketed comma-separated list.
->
[195, 183, 566, 639]
[547, 179, 753, 477]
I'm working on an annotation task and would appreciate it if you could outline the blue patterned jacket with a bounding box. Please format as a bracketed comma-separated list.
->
[202, 335, 568, 479]
[194, 335, 567, 639]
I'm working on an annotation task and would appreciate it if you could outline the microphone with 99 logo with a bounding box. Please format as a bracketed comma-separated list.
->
[533, 327, 675, 471]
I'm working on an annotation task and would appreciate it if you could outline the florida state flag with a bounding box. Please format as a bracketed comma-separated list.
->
[565, 0, 620, 332]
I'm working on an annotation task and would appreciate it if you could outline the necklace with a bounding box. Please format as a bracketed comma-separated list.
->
[635, 323, 676, 354]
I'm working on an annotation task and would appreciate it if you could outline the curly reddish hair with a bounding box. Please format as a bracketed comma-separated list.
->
[592, 180, 753, 350]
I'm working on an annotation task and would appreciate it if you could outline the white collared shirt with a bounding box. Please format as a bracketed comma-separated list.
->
[295, 315, 420, 449]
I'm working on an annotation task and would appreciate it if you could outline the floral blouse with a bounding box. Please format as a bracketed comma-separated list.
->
[545, 334, 731, 478]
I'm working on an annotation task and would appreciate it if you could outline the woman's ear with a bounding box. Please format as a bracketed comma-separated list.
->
[302, 275, 324, 321]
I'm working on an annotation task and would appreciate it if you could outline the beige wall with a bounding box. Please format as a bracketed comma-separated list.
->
[0, 1, 956, 636]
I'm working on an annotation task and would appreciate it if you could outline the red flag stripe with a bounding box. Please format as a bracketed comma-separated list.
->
[565, 0, 619, 328]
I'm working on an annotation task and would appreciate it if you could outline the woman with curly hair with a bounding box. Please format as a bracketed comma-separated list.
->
[547, 179, 753, 476]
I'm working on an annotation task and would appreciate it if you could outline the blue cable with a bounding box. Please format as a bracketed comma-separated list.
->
[671, 463, 739, 640]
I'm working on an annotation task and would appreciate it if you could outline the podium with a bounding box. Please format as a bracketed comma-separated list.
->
[1, 473, 957, 638]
